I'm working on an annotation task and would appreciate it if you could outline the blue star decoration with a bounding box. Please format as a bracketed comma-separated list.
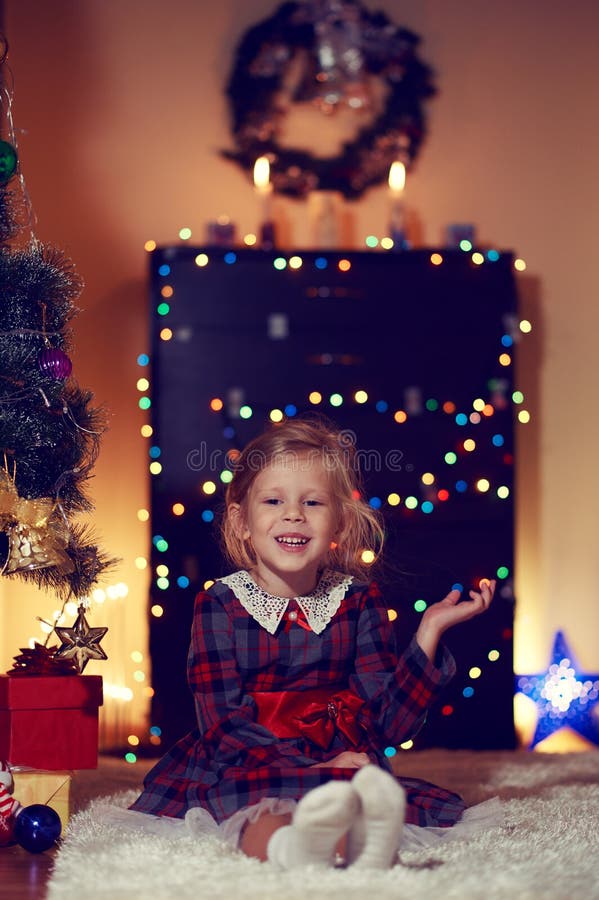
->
[516, 631, 599, 748]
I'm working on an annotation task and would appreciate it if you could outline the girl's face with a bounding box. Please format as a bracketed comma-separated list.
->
[233, 451, 339, 597]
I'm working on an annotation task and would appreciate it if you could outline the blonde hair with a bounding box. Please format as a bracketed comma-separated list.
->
[222, 418, 384, 580]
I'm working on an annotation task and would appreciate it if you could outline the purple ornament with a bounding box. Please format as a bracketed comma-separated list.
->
[37, 347, 73, 380]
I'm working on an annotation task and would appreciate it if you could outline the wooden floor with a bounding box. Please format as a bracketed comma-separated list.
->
[0, 755, 149, 900]
[0, 748, 537, 899]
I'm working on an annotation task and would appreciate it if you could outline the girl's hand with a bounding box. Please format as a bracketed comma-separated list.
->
[310, 751, 371, 769]
[416, 579, 496, 662]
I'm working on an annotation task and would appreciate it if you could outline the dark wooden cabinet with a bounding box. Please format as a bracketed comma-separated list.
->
[146, 246, 517, 749]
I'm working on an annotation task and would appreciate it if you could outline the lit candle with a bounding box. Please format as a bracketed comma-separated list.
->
[388, 160, 406, 248]
[253, 156, 271, 199]
[253, 156, 275, 247]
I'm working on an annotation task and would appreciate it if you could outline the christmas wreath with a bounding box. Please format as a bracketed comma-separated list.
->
[221, 1, 436, 200]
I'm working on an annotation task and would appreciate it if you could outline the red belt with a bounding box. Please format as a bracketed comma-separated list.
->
[249, 687, 366, 750]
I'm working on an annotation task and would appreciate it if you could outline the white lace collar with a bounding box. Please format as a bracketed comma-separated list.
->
[218, 570, 353, 635]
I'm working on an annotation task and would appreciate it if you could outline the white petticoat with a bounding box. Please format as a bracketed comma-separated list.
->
[94, 795, 502, 853]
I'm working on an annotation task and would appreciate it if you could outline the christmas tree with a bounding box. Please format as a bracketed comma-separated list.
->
[0, 35, 113, 667]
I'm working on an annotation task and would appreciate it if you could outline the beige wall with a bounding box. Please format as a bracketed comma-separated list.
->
[2, 1, 598, 739]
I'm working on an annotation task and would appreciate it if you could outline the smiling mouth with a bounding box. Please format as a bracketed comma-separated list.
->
[275, 536, 310, 546]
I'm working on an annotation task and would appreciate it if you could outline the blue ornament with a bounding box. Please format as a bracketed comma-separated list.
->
[516, 631, 599, 748]
[14, 804, 61, 853]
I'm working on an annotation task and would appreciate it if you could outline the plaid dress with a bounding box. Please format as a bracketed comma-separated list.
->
[130, 573, 466, 828]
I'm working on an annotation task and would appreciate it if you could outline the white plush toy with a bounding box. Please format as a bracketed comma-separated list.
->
[0, 760, 22, 821]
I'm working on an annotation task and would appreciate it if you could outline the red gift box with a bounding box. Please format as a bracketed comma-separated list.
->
[0, 674, 103, 770]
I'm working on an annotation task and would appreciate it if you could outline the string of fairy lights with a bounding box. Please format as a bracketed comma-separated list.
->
[127, 235, 530, 759]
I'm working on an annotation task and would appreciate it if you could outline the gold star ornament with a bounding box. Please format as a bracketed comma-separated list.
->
[54, 604, 108, 673]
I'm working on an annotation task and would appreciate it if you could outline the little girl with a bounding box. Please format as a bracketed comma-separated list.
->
[130, 418, 496, 869]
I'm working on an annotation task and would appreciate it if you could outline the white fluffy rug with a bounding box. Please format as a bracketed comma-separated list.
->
[48, 752, 599, 900]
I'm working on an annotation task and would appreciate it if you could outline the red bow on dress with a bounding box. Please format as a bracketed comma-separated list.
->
[250, 687, 366, 750]
[292, 690, 366, 750]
